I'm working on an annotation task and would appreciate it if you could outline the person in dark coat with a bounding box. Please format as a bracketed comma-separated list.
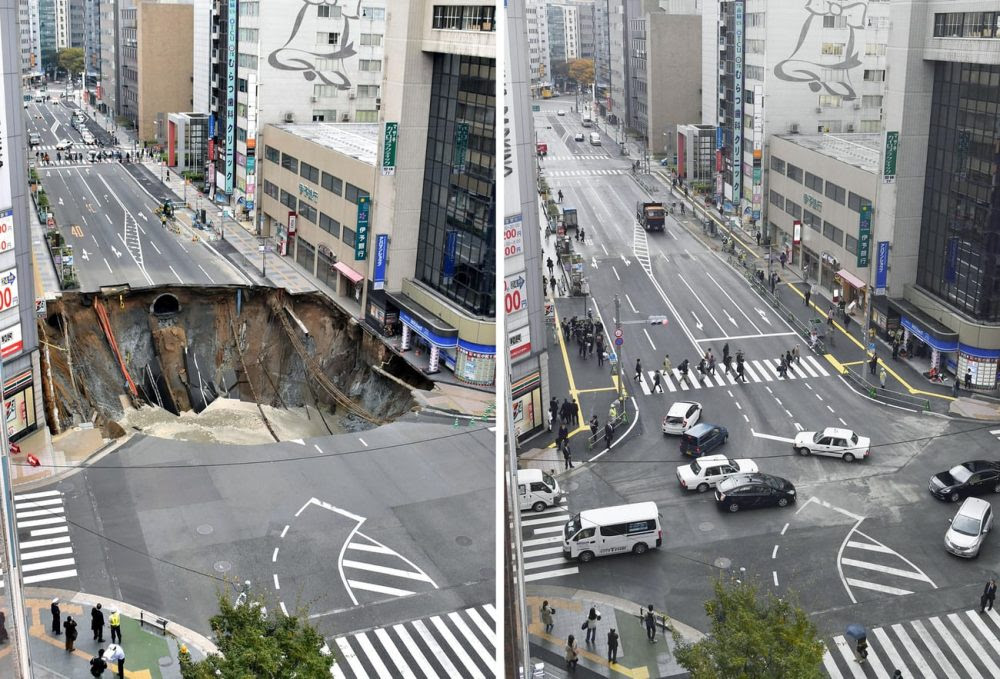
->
[64, 615, 78, 651]
[89, 648, 107, 676]
[634, 359, 642, 382]
[571, 399, 580, 426]
[549, 398, 559, 431]
[965, 368, 973, 390]
[0, 610, 9, 644]
[51, 598, 61, 635]
[560, 399, 572, 425]
[869, 353, 878, 376]
[561, 439, 573, 470]
[981, 578, 997, 613]
[556, 424, 568, 451]
[92, 603, 105, 642]
[607, 628, 619, 664]
[604, 422, 614, 450]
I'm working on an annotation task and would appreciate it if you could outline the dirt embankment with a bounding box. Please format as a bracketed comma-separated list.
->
[39, 288, 427, 442]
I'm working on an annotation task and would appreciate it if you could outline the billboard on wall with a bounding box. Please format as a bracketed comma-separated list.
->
[0, 23, 9, 213]
[731, 0, 745, 206]
[224, 0, 237, 194]
[0, 322, 21, 358]
[0, 267, 19, 313]
[0, 208, 16, 254]
[373, 234, 388, 290]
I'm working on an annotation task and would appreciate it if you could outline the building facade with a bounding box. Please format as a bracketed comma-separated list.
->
[593, 0, 610, 91]
[676, 123, 717, 183]
[38, 0, 57, 77]
[166, 111, 209, 175]
[525, 0, 551, 92]
[96, 0, 120, 114]
[69, 0, 85, 48]
[18, 0, 42, 84]
[83, 0, 100, 85]
[641, 8, 701, 158]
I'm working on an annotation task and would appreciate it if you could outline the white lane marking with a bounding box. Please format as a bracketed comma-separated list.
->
[449, 610, 495, 669]
[197, 265, 215, 284]
[412, 619, 464, 678]
[612, 266, 620, 281]
[279, 601, 288, 617]
[521, 514, 570, 527]
[827, 405, 835, 412]
[104, 257, 113, 273]
[392, 623, 437, 676]
[358, 438, 368, 447]
[347, 580, 414, 597]
[168, 265, 183, 283]
[272, 548, 279, 562]
[522, 536, 563, 547]
[21, 557, 75, 573]
[280, 525, 289, 538]
[840, 558, 934, 582]
[625, 293, 638, 313]
[912, 619, 959, 678]
[341, 560, 435, 582]
[890, 623, 936, 679]
[678, 276, 724, 333]
[354, 632, 393, 678]
[18, 536, 71, 549]
[839, 417, 848, 426]
[704, 270, 763, 334]
[966, 610, 1000, 665]
[465, 607, 497, 646]
[17, 517, 66, 528]
[346, 543, 394, 554]
[373, 627, 418, 679]
[948, 613, 1000, 676]
[22, 569, 78, 584]
[149, 240, 161, 255]
[772, 571, 778, 587]
[780, 523, 789, 536]
[845, 540, 893, 553]
[601, 243, 608, 255]
[643, 328, 656, 350]
[30, 526, 69, 537]
[871, 627, 908, 679]
[793, 422, 804, 431]
[743, 414, 749, 422]
[772, 545, 778, 559]
[696, 332, 796, 342]
[845, 578, 912, 596]
[14, 490, 62, 500]
[523, 567, 580, 582]
[15, 507, 65, 519]
[750, 431, 796, 444]
[833, 636, 867, 679]
[429, 615, 486, 679]
[19, 547, 74, 561]
[273, 573, 280, 590]
[334, 638, 367, 678]
[524, 557, 576, 570]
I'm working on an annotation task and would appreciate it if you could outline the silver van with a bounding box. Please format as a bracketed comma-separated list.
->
[589, 132, 601, 145]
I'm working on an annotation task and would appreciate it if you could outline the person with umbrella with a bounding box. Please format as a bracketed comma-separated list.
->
[846, 624, 868, 664]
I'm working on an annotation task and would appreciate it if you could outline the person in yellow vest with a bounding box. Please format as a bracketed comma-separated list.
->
[109, 609, 121, 644]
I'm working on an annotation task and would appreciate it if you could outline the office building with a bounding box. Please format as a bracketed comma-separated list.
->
[165, 111, 209, 175]
[17, 0, 42, 84]
[525, 0, 551, 92]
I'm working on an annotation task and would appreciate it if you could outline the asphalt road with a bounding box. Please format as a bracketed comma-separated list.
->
[26, 95, 248, 291]
[49, 416, 494, 639]
[527, 99, 1000, 642]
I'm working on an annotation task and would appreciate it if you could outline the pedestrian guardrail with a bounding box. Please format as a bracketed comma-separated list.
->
[841, 367, 932, 412]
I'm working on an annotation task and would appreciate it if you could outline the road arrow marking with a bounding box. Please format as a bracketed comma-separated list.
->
[80, 249, 89, 261]
[793, 422, 803, 431]
[755, 307, 772, 325]
[620, 254, 631, 267]
[110, 246, 121, 258]
[58, 197, 63, 205]
[724, 309, 737, 326]
[591, 256, 598, 269]
[138, 211, 147, 220]
[691, 311, 703, 330]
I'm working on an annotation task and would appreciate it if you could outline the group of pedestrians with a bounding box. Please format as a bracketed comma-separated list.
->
[551, 396, 620, 468]
[555, 602, 660, 671]
[647, 345, 750, 386]
[50, 598, 125, 677]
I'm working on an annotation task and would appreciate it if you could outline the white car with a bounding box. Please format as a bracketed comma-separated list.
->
[55, 139, 73, 151]
[574, 132, 584, 141]
[81, 132, 95, 145]
[676, 455, 758, 493]
[793, 427, 870, 462]
[662, 401, 702, 435]
[557, 109, 566, 116]
[945, 497, 993, 558]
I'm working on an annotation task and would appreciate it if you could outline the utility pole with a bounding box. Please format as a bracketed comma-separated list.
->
[614, 294, 624, 403]
[505, 370, 532, 676]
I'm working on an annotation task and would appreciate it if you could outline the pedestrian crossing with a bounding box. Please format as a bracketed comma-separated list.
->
[0, 489, 78, 588]
[342, 531, 439, 602]
[823, 607, 1000, 678]
[545, 169, 627, 177]
[545, 154, 611, 161]
[519, 505, 578, 583]
[634, 354, 831, 395]
[330, 604, 496, 678]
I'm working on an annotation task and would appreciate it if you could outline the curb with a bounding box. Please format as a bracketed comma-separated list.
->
[12, 433, 136, 493]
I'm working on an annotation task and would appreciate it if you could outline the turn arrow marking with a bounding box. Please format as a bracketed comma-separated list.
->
[110, 246, 122, 258]
[80, 249, 89, 261]
[755, 307, 772, 326]
[591, 256, 598, 269]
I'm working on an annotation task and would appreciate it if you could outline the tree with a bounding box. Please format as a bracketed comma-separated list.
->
[57, 48, 85, 78]
[567, 59, 595, 87]
[671, 575, 826, 679]
[179, 593, 334, 678]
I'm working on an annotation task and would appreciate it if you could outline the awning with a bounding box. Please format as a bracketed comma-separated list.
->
[333, 261, 364, 284]
[888, 297, 959, 351]
[836, 269, 866, 290]
[386, 292, 458, 348]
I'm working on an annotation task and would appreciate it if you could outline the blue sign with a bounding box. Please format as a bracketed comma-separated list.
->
[874, 241, 889, 295]
[716, 126, 723, 150]
[354, 196, 370, 261]
[732, 0, 745, 205]
[614, 337, 623, 346]
[208, 114, 215, 137]
[399, 311, 457, 348]
[901, 317, 958, 352]
[443, 231, 458, 281]
[945, 237, 958, 284]
[373, 234, 388, 290]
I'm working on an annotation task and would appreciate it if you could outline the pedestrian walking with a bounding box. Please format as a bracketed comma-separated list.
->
[565, 635, 579, 670]
[965, 368, 973, 390]
[562, 439, 573, 470]
[90, 648, 108, 677]
[106, 643, 125, 678]
[540, 601, 556, 633]
[953, 375, 961, 397]
[92, 603, 105, 642]
[609, 401, 618, 423]
[804, 286, 811, 307]
[598, 348, 605, 367]
[869, 353, 878, 376]
[0, 610, 8, 644]
[652, 370, 663, 393]
[51, 598, 61, 635]
[723, 353, 733, 374]
[891, 340, 899, 360]
[542, 277, 547, 297]
[589, 415, 599, 440]
[855, 636, 868, 664]
[722, 343, 729, 360]
[663, 354, 672, 375]
[981, 579, 997, 613]
[780, 251, 787, 269]
[547, 257, 554, 277]
[571, 399, 580, 426]
[557, 189, 564, 203]
[778, 357, 788, 379]
[549, 397, 559, 431]
[585, 607, 600, 644]
[879, 367, 887, 390]
[644, 604, 657, 642]
[556, 424, 569, 450]
[64, 615, 78, 651]
[793, 344, 801, 365]
[756, 231, 761, 246]
[604, 422, 614, 450]
[634, 359, 642, 382]
[607, 627, 619, 663]
[550, 275, 557, 297]
[708, 354, 716, 376]
[892, 671, 903, 679]
[561, 399, 572, 425]
[737, 359, 746, 382]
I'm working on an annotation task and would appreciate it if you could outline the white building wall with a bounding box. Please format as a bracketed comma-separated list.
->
[191, 0, 210, 113]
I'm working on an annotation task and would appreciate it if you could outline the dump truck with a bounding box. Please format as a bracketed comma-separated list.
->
[637, 201, 665, 231]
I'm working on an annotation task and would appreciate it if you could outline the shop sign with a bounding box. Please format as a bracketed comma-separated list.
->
[453, 122, 468, 173]
[298, 183, 318, 202]
[373, 234, 388, 290]
[803, 194, 822, 213]
[875, 240, 889, 295]
[508, 325, 531, 361]
[857, 204, 872, 267]
[504, 214, 524, 258]
[504, 273, 527, 315]
[381, 122, 398, 176]
[883, 131, 898, 184]
[224, 0, 237, 194]
[793, 220, 801, 244]
[0, 267, 18, 312]
[35, 299, 46, 318]
[354, 196, 370, 261]
[731, 0, 745, 203]
[0, 322, 21, 358]
[0, 208, 15, 254]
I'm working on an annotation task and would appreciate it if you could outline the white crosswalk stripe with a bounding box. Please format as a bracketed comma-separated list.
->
[0, 490, 78, 589]
[822, 607, 1000, 678]
[546, 169, 628, 177]
[545, 154, 613, 161]
[340, 532, 438, 603]
[330, 605, 495, 678]
[638, 355, 831, 395]
[518, 505, 577, 583]
[838, 531, 935, 600]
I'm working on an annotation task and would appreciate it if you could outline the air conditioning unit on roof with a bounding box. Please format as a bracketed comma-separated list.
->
[283, 111, 294, 122]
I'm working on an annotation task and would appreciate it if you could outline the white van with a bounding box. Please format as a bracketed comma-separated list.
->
[517, 468, 564, 512]
[563, 502, 661, 562]
[589, 132, 601, 145]
[581, 115, 592, 128]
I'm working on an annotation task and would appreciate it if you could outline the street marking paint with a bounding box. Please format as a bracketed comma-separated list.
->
[273, 573, 280, 590]
[840, 558, 934, 582]
[280, 525, 289, 538]
[643, 328, 656, 350]
[749, 431, 796, 444]
[272, 547, 278, 562]
[780, 523, 789, 536]
[625, 294, 638, 313]
[772, 571, 778, 587]
[358, 438, 368, 447]
[695, 331, 796, 342]
[771, 545, 778, 559]
[612, 266, 620, 281]
[168, 265, 183, 284]
[889, 624, 936, 679]
[911, 620, 959, 678]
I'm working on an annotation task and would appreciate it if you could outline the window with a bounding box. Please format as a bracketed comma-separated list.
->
[280, 189, 296, 210]
[746, 39, 765, 54]
[354, 110, 378, 122]
[845, 234, 858, 254]
[821, 43, 845, 55]
[360, 33, 382, 46]
[864, 69, 886, 82]
[769, 190, 785, 210]
[300, 162, 319, 184]
[318, 31, 340, 45]
[933, 12, 1000, 38]
[745, 65, 765, 81]
[848, 192, 872, 213]
[238, 54, 257, 69]
[823, 15, 847, 28]
[237, 78, 248, 93]
[825, 181, 846, 204]
[362, 7, 385, 20]
[312, 110, 336, 122]
[264, 146, 280, 163]
[770, 156, 785, 174]
[319, 212, 340, 237]
[238, 28, 258, 42]
[263, 180, 278, 199]
[600, 524, 627, 537]
[239, 1, 258, 16]
[785, 200, 802, 220]
[313, 84, 340, 98]
[342, 226, 356, 247]
[298, 201, 317, 224]
[819, 94, 842, 108]
[805, 172, 824, 193]
[804, 210, 821, 231]
[861, 95, 883, 109]
[823, 221, 843, 246]
[236, 127, 247, 142]
[786, 164, 803, 182]
[280, 153, 298, 173]
[865, 42, 887, 56]
[321, 172, 342, 196]
[345, 183, 369, 205]
[431, 5, 495, 31]
[359, 59, 382, 72]
[317, 4, 341, 18]
[356, 85, 379, 98]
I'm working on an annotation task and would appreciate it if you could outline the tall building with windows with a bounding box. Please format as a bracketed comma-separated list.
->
[38, 0, 57, 77]
[18, 0, 43, 84]
[525, 0, 551, 92]
[83, 0, 101, 85]
[875, 2, 1000, 390]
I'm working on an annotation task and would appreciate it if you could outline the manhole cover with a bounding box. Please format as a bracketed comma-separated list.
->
[714, 557, 732, 569]
[196, 524, 213, 535]
[60, 482, 75, 493]
[213, 561, 232, 573]
[456, 536, 473, 547]
[158, 656, 173, 668]
[699, 522, 714, 532]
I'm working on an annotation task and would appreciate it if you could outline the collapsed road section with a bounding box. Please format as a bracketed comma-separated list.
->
[38, 286, 427, 442]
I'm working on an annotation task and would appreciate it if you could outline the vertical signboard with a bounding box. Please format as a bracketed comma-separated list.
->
[354, 196, 369, 261]
[225, 0, 237, 195]
[751, 84, 763, 221]
[732, 0, 745, 208]
[453, 122, 468, 173]
[381, 122, 398, 176]
[0, 209, 16, 254]
[857, 204, 872, 267]
[0, 27, 9, 213]
[883, 131, 898, 184]
[372, 234, 388, 290]
[874, 240, 889, 295]
[0, 323, 21, 358]
[245, 72, 257, 210]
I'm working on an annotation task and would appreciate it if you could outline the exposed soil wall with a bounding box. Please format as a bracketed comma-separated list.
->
[39, 288, 426, 438]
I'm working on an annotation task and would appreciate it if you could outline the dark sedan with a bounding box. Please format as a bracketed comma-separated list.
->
[929, 461, 1000, 502]
[715, 473, 796, 513]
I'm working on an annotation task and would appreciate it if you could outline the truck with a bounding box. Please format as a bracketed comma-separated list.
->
[637, 201, 665, 231]
[561, 207, 578, 232]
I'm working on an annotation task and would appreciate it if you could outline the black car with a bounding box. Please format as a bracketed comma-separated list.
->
[929, 461, 1000, 502]
[715, 473, 796, 513]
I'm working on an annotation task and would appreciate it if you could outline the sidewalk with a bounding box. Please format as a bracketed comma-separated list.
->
[526, 587, 703, 678]
[16, 587, 216, 678]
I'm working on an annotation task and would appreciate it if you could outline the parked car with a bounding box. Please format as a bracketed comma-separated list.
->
[676, 455, 757, 493]
[574, 132, 584, 141]
[557, 109, 566, 116]
[662, 401, 702, 435]
[715, 473, 796, 512]
[929, 461, 1000, 502]
[944, 497, 993, 558]
[793, 427, 870, 462]
[680, 423, 728, 457]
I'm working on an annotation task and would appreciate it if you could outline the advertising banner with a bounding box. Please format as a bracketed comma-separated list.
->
[504, 272, 528, 316]
[354, 196, 370, 261]
[508, 325, 531, 360]
[381, 122, 398, 176]
[732, 0, 745, 205]
[883, 131, 898, 184]
[225, 0, 237, 194]
[504, 214, 524, 259]
[857, 204, 872, 267]
[875, 240, 889, 295]
[0, 267, 18, 312]
[0, 322, 21, 358]
[0, 208, 15, 254]
[373, 234, 388, 290]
